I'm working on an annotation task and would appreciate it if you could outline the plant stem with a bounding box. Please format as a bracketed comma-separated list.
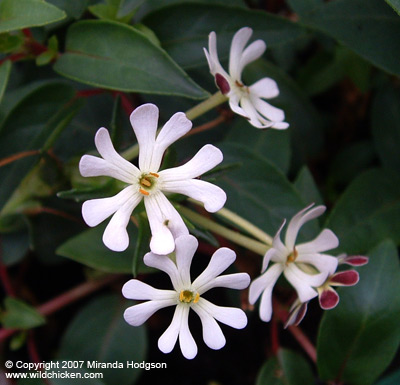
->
[179, 206, 268, 256]
[185, 91, 227, 121]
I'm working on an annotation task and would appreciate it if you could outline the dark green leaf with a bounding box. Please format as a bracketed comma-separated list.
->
[1, 297, 45, 329]
[142, 3, 306, 69]
[1, 227, 30, 266]
[46, 0, 89, 19]
[132, 212, 150, 277]
[53, 20, 207, 99]
[385, 0, 400, 16]
[287, 0, 322, 14]
[0, 0, 66, 33]
[375, 369, 400, 385]
[0, 60, 11, 103]
[326, 169, 400, 254]
[58, 294, 147, 385]
[294, 166, 323, 206]
[317, 240, 400, 385]
[256, 357, 285, 385]
[0, 33, 24, 53]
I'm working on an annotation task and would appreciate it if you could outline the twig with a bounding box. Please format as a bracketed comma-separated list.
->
[184, 113, 230, 139]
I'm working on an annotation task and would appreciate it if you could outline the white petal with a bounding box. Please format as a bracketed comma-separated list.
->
[196, 298, 247, 329]
[79, 154, 139, 184]
[296, 253, 338, 276]
[175, 235, 198, 288]
[249, 78, 280, 99]
[204, 32, 229, 78]
[129, 104, 158, 172]
[250, 96, 285, 122]
[249, 263, 283, 321]
[262, 247, 278, 272]
[240, 96, 274, 129]
[269, 220, 289, 263]
[124, 299, 174, 327]
[122, 279, 176, 301]
[159, 144, 223, 181]
[284, 264, 324, 303]
[228, 92, 249, 118]
[296, 229, 339, 254]
[197, 273, 250, 294]
[192, 247, 236, 293]
[102, 191, 142, 252]
[229, 27, 253, 80]
[161, 179, 226, 213]
[271, 121, 290, 129]
[143, 252, 182, 291]
[238, 39, 266, 75]
[285, 204, 326, 251]
[192, 303, 226, 350]
[178, 306, 197, 359]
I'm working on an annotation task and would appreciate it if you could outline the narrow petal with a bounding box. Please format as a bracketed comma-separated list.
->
[319, 288, 339, 310]
[196, 273, 250, 294]
[296, 229, 339, 254]
[284, 264, 324, 303]
[249, 78, 280, 99]
[250, 96, 285, 123]
[329, 270, 359, 286]
[175, 235, 198, 288]
[161, 179, 226, 213]
[240, 96, 275, 129]
[158, 305, 183, 354]
[178, 306, 197, 359]
[192, 247, 236, 293]
[143, 252, 182, 291]
[122, 279, 176, 301]
[124, 299, 175, 327]
[284, 204, 326, 251]
[238, 39, 266, 75]
[196, 298, 247, 329]
[149, 112, 192, 171]
[204, 32, 229, 79]
[229, 27, 253, 80]
[159, 144, 223, 181]
[129, 104, 158, 172]
[339, 255, 369, 266]
[284, 301, 308, 328]
[269, 220, 289, 264]
[228, 93, 249, 118]
[296, 253, 338, 276]
[192, 303, 226, 350]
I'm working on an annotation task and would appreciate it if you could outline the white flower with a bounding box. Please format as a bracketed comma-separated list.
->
[204, 27, 289, 130]
[122, 234, 250, 359]
[79, 103, 226, 254]
[249, 204, 339, 322]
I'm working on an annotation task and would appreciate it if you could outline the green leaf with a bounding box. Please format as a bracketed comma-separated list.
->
[142, 3, 306, 69]
[326, 169, 400, 254]
[385, 0, 400, 16]
[132, 212, 150, 277]
[58, 294, 147, 385]
[53, 20, 207, 99]
[287, 0, 322, 14]
[256, 348, 315, 385]
[46, 0, 89, 19]
[0, 60, 11, 104]
[1, 297, 45, 329]
[294, 166, 323, 206]
[1, 227, 30, 266]
[375, 369, 400, 385]
[0, 0, 66, 33]
[0, 32, 24, 53]
[371, 85, 400, 175]
[317, 240, 400, 385]
[299, 0, 400, 77]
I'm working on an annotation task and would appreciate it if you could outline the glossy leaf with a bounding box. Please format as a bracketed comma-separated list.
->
[326, 169, 400, 254]
[142, 3, 306, 68]
[0, 60, 11, 104]
[385, 0, 400, 15]
[46, 0, 89, 18]
[317, 240, 400, 385]
[294, 166, 323, 206]
[58, 294, 147, 385]
[0, 0, 66, 33]
[1, 297, 45, 329]
[54, 20, 207, 99]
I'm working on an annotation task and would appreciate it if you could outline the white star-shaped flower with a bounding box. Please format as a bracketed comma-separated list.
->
[249, 204, 339, 322]
[122, 234, 250, 359]
[204, 27, 289, 129]
[79, 103, 226, 255]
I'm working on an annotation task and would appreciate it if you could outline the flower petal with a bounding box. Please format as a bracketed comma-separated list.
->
[250, 96, 285, 123]
[296, 229, 339, 254]
[228, 93, 249, 118]
[229, 27, 253, 80]
[339, 255, 369, 266]
[161, 179, 226, 213]
[269, 220, 289, 264]
[192, 247, 236, 293]
[238, 39, 266, 75]
[204, 32, 229, 79]
[329, 270, 359, 286]
[240, 96, 276, 129]
[197, 272, 250, 294]
[192, 303, 226, 350]
[122, 279, 176, 301]
[175, 234, 198, 288]
[124, 299, 174, 327]
[284, 300, 308, 328]
[284, 204, 326, 251]
[159, 144, 223, 181]
[196, 298, 247, 329]
[130, 104, 158, 172]
[178, 306, 197, 359]
[249, 263, 283, 322]
[318, 288, 339, 310]
[296, 253, 338, 276]
[158, 305, 183, 354]
[249, 78, 280, 99]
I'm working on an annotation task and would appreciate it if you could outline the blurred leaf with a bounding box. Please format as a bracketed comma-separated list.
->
[317, 240, 400, 385]
[371, 85, 400, 174]
[142, 3, 306, 69]
[1, 297, 45, 329]
[58, 294, 147, 385]
[294, 166, 323, 206]
[299, 0, 400, 77]
[385, 0, 400, 16]
[46, 0, 89, 18]
[132, 212, 150, 277]
[256, 348, 315, 385]
[326, 169, 400, 254]
[0, 33, 24, 53]
[0, 60, 11, 104]
[89, 0, 143, 23]
[287, 0, 322, 14]
[0, 0, 66, 33]
[1, 227, 30, 266]
[375, 369, 400, 385]
[53, 20, 207, 99]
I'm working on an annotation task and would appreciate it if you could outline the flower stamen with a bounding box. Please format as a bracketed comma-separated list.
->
[286, 248, 298, 265]
[139, 188, 149, 196]
[179, 290, 200, 304]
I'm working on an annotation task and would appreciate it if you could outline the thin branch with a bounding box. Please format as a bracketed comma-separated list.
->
[0, 150, 39, 168]
[184, 113, 230, 139]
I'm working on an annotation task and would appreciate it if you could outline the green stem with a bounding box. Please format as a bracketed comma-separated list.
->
[121, 143, 139, 161]
[179, 206, 269, 256]
[185, 91, 227, 121]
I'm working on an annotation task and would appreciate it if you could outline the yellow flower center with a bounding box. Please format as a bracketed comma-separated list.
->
[286, 248, 298, 265]
[138, 172, 159, 196]
[179, 290, 200, 304]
